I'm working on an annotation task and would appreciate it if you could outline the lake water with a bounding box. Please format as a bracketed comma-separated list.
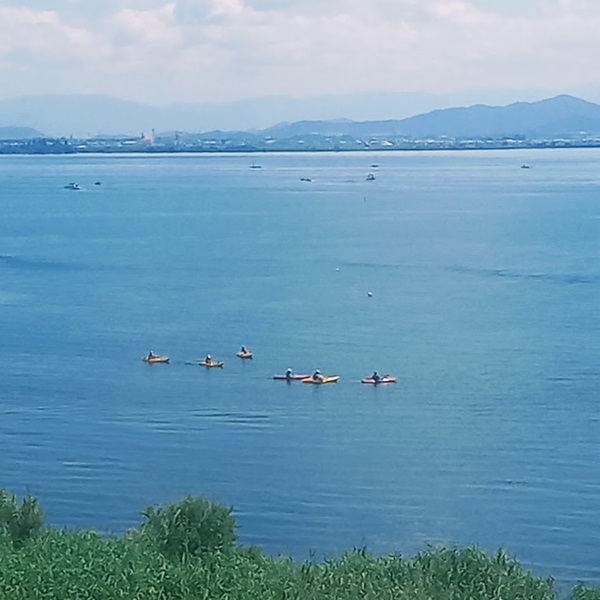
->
[1, 149, 599, 592]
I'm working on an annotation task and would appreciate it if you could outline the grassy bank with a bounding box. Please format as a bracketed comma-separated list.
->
[1, 489, 598, 599]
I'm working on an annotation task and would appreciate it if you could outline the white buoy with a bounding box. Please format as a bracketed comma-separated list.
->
[367, 291, 373, 297]
[335, 268, 340, 272]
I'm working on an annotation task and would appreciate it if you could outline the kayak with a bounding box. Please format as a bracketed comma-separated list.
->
[302, 376, 340, 384]
[236, 351, 253, 359]
[199, 360, 224, 368]
[273, 374, 310, 380]
[142, 355, 170, 364]
[361, 376, 396, 384]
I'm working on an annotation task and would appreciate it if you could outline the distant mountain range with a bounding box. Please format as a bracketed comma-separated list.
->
[260, 95, 600, 139]
[0, 92, 452, 138]
[1, 94, 600, 140]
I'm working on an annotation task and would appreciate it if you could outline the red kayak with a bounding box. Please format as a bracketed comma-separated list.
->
[142, 355, 170, 364]
[273, 374, 310, 380]
[361, 376, 396, 384]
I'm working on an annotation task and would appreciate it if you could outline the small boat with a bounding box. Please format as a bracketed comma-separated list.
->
[273, 373, 310, 381]
[236, 351, 253, 359]
[299, 177, 312, 182]
[521, 164, 531, 169]
[142, 355, 170, 364]
[361, 376, 396, 385]
[64, 182, 81, 190]
[249, 164, 262, 169]
[199, 360, 224, 368]
[366, 174, 376, 181]
[302, 375, 340, 385]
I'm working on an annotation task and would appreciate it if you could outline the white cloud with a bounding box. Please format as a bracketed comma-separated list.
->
[111, 3, 181, 46]
[1, 0, 600, 104]
[209, 0, 246, 19]
[0, 6, 109, 64]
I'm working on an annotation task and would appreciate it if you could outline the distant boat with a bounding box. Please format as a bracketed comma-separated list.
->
[366, 173, 376, 181]
[300, 177, 312, 182]
[64, 182, 81, 190]
[521, 164, 531, 169]
[94, 181, 101, 186]
[370, 164, 379, 168]
[250, 164, 262, 169]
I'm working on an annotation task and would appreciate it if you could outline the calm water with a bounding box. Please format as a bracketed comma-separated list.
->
[1, 149, 599, 591]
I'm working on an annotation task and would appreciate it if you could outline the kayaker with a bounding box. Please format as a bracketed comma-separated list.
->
[371, 371, 381, 383]
[312, 369, 323, 381]
[285, 367, 293, 380]
[205, 354, 212, 364]
[147, 351, 155, 360]
[240, 346, 249, 354]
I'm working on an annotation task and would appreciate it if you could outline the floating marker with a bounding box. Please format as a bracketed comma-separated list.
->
[367, 291, 373, 297]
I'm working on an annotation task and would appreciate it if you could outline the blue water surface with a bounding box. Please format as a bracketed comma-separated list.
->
[1, 149, 599, 592]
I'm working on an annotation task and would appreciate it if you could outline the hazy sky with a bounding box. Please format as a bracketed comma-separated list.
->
[1, 0, 600, 106]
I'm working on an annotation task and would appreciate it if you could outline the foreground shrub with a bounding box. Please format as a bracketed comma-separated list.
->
[140, 495, 237, 561]
[403, 546, 555, 600]
[0, 490, 595, 599]
[0, 489, 44, 547]
[2, 537, 559, 600]
[571, 585, 600, 600]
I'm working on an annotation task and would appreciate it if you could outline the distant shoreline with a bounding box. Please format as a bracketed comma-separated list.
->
[2, 138, 600, 156]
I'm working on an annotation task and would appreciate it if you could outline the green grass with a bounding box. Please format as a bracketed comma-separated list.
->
[0, 489, 597, 599]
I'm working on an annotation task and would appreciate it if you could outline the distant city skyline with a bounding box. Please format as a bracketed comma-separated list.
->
[1, 0, 600, 110]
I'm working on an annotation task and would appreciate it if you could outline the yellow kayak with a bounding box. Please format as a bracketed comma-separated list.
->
[302, 375, 340, 384]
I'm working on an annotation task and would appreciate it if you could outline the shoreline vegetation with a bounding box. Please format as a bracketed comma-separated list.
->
[1, 490, 598, 599]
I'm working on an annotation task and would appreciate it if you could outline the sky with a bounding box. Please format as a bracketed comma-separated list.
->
[1, 0, 600, 108]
